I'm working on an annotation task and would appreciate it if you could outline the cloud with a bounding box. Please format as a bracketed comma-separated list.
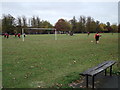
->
[2, 2, 118, 25]
[1, 0, 119, 2]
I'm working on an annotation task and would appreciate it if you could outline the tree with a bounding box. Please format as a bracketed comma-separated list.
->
[40, 20, 53, 34]
[31, 16, 36, 27]
[40, 20, 53, 28]
[106, 22, 112, 32]
[17, 17, 22, 27]
[95, 20, 102, 32]
[81, 16, 86, 32]
[106, 22, 110, 27]
[30, 16, 41, 27]
[99, 23, 107, 32]
[15, 17, 22, 33]
[70, 16, 77, 32]
[36, 16, 41, 27]
[2, 14, 15, 34]
[77, 16, 86, 33]
[0, 19, 2, 34]
[21, 16, 28, 33]
[118, 24, 120, 33]
[111, 24, 118, 33]
[55, 19, 72, 33]
[76, 22, 81, 33]
[22, 16, 27, 28]
[91, 21, 97, 32]
[86, 16, 92, 32]
[86, 17, 97, 32]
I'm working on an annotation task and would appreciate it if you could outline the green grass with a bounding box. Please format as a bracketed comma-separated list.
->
[2, 33, 119, 88]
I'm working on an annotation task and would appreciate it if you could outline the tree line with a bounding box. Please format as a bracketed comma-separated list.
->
[1, 14, 53, 34]
[1, 14, 119, 34]
[55, 16, 119, 34]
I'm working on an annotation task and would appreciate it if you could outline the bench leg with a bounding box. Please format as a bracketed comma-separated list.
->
[86, 75, 88, 88]
[110, 66, 112, 76]
[105, 69, 107, 76]
[92, 76, 95, 89]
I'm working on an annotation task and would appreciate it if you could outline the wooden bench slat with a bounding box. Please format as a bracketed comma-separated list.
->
[80, 60, 116, 76]
[80, 61, 110, 75]
[89, 61, 116, 76]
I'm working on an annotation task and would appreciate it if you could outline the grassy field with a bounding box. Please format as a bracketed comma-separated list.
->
[2, 33, 119, 88]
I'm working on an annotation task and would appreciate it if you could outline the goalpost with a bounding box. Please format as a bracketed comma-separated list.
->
[22, 28, 57, 41]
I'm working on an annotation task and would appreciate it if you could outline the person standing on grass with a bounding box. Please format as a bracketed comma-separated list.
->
[23, 33, 26, 37]
[94, 32, 101, 44]
[14, 33, 17, 37]
[18, 33, 21, 38]
[87, 32, 90, 36]
[4, 33, 7, 38]
[6, 33, 9, 39]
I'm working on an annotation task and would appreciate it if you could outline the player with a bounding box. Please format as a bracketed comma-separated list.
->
[4, 33, 7, 38]
[87, 32, 90, 36]
[23, 33, 26, 37]
[6, 33, 9, 39]
[18, 33, 21, 38]
[14, 33, 17, 37]
[94, 33, 101, 44]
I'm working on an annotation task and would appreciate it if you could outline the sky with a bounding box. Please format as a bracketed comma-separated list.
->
[1, 0, 119, 25]
[118, 2, 120, 24]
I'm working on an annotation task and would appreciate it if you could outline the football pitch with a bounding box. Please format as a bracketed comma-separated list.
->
[2, 33, 119, 88]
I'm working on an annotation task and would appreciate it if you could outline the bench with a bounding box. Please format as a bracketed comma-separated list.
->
[79, 60, 116, 88]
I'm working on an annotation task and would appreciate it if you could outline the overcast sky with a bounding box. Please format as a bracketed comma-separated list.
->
[1, 0, 119, 25]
